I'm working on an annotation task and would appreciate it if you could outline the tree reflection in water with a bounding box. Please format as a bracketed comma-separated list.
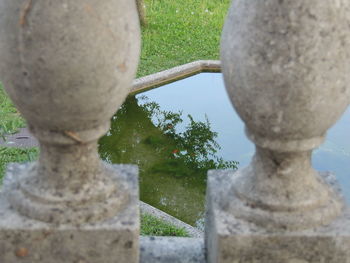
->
[99, 95, 238, 229]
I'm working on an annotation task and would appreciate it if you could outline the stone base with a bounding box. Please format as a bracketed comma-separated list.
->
[0, 163, 139, 263]
[205, 170, 350, 263]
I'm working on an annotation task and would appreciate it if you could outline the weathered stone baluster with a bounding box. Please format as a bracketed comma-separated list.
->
[0, 0, 140, 262]
[206, 1, 350, 262]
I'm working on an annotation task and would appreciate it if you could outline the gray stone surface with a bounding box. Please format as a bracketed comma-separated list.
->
[0, 163, 140, 263]
[220, 0, 350, 232]
[0, 0, 141, 135]
[206, 169, 350, 263]
[0, 0, 141, 226]
[140, 237, 205, 263]
[211, 3, 350, 260]
[222, 0, 350, 142]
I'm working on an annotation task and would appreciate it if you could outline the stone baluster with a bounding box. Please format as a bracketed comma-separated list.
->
[0, 0, 140, 262]
[206, 1, 350, 262]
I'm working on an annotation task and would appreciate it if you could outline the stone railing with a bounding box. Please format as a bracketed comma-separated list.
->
[0, 0, 349, 262]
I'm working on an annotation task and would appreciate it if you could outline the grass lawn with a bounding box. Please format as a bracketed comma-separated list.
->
[138, 0, 230, 77]
[0, 0, 230, 236]
[141, 213, 189, 236]
[0, 84, 25, 136]
[0, 147, 38, 182]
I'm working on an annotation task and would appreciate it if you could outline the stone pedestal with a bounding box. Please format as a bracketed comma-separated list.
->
[0, 1, 141, 261]
[206, 170, 350, 263]
[207, 0, 350, 262]
[0, 164, 139, 263]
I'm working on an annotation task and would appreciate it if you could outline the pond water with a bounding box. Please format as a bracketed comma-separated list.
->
[99, 73, 350, 230]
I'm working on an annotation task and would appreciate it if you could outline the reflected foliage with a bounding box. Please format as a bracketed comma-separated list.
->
[100, 95, 237, 178]
[99, 95, 238, 228]
[139, 95, 238, 178]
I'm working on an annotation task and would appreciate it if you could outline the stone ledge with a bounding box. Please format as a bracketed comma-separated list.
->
[206, 169, 350, 263]
[0, 128, 38, 148]
[1, 163, 203, 240]
[132, 60, 221, 94]
[140, 236, 205, 263]
[0, 163, 140, 263]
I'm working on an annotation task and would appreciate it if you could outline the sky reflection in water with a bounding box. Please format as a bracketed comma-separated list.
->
[99, 73, 350, 229]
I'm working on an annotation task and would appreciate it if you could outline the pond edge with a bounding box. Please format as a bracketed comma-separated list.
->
[132, 60, 221, 94]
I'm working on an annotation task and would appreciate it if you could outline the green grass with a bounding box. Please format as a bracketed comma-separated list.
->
[138, 0, 230, 77]
[141, 213, 189, 236]
[0, 147, 39, 181]
[0, 83, 25, 137]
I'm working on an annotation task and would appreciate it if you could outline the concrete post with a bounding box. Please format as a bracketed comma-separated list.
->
[0, 0, 140, 262]
[206, 0, 350, 262]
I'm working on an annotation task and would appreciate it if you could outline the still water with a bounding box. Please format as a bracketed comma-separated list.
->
[99, 73, 350, 230]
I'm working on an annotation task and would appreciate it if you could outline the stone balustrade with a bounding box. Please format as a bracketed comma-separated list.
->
[0, 0, 349, 262]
